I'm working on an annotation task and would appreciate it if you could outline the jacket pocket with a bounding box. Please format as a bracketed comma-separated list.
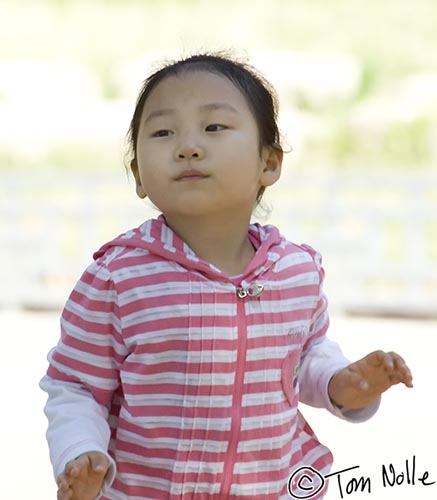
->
[281, 348, 301, 406]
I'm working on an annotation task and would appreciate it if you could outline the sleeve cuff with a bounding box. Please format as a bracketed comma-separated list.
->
[337, 396, 381, 422]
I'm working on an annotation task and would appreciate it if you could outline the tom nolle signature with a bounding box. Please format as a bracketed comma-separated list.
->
[288, 455, 435, 499]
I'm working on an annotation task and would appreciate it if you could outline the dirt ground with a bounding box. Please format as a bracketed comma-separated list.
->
[1, 309, 435, 500]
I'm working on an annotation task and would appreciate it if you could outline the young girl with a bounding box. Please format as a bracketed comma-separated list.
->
[40, 52, 413, 500]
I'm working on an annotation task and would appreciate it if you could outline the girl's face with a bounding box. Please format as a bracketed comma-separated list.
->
[131, 70, 281, 219]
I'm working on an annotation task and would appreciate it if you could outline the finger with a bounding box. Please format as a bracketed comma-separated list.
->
[388, 372, 403, 385]
[57, 489, 72, 500]
[89, 452, 110, 474]
[389, 351, 410, 373]
[403, 370, 414, 388]
[382, 352, 395, 371]
[65, 454, 90, 478]
[374, 351, 399, 372]
[390, 353, 414, 387]
[363, 350, 389, 368]
[65, 461, 80, 479]
[57, 474, 66, 488]
[57, 480, 72, 500]
[373, 351, 411, 374]
[57, 474, 71, 491]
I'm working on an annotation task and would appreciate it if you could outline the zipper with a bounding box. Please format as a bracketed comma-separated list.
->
[236, 282, 264, 299]
[220, 283, 263, 497]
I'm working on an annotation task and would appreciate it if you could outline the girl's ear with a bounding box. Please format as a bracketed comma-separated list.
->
[130, 159, 147, 199]
[259, 146, 283, 187]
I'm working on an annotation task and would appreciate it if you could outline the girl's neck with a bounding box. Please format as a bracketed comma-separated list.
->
[164, 212, 256, 277]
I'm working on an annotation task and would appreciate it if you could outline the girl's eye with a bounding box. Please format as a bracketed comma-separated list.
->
[205, 124, 226, 132]
[152, 129, 173, 138]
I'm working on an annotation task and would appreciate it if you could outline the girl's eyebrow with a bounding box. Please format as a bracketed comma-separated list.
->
[143, 102, 239, 125]
[199, 102, 239, 114]
[143, 108, 174, 125]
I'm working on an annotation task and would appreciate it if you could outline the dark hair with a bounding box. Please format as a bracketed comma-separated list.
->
[126, 51, 283, 203]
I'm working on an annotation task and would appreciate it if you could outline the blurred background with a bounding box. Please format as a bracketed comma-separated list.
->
[0, 0, 436, 499]
[1, 0, 436, 315]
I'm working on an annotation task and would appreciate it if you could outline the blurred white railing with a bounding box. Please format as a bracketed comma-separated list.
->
[2, 168, 436, 317]
[268, 168, 437, 317]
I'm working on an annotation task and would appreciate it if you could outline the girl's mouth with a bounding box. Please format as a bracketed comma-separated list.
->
[175, 169, 209, 182]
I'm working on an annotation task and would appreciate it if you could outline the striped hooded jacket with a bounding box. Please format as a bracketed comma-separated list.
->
[40, 216, 378, 499]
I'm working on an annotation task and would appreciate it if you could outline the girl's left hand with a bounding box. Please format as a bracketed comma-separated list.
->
[328, 350, 413, 410]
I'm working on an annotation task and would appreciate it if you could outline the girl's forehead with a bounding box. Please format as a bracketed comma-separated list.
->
[142, 70, 249, 111]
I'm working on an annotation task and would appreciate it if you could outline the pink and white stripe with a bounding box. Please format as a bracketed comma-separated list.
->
[41, 216, 354, 499]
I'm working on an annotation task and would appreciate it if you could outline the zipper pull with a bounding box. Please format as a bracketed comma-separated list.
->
[236, 282, 264, 299]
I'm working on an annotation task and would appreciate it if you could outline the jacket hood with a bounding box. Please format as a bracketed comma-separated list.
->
[93, 215, 286, 283]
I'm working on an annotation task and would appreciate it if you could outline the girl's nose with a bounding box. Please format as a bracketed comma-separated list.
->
[175, 140, 205, 161]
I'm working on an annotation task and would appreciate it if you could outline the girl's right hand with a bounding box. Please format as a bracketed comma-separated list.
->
[57, 451, 110, 500]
